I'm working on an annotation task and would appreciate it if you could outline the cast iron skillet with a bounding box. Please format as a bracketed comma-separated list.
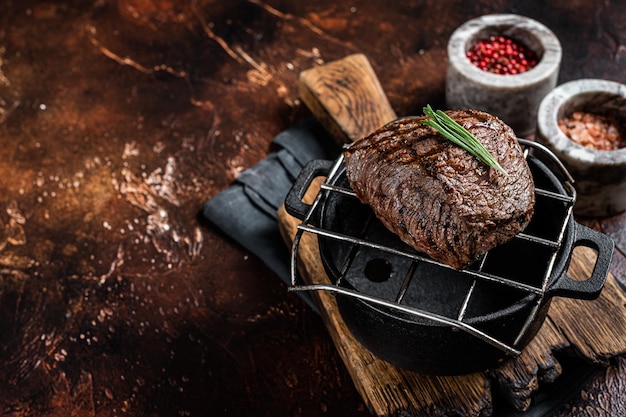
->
[285, 143, 614, 375]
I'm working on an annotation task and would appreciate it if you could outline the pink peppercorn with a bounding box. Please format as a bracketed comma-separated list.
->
[466, 35, 538, 75]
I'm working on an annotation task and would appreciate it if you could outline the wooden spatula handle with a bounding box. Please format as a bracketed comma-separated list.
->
[298, 53, 397, 144]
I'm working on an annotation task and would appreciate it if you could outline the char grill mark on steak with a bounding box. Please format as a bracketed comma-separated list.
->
[343, 109, 535, 269]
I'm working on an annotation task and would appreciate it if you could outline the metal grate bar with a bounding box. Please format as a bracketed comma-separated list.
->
[324, 182, 576, 205]
[298, 223, 546, 295]
[457, 253, 489, 321]
[395, 261, 419, 303]
[535, 187, 575, 203]
[321, 183, 356, 197]
[515, 232, 561, 249]
[289, 281, 521, 356]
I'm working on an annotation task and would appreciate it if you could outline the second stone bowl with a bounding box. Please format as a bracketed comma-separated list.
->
[536, 78, 626, 217]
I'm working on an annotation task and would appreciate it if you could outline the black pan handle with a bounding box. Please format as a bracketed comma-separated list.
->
[284, 159, 334, 220]
[548, 223, 615, 300]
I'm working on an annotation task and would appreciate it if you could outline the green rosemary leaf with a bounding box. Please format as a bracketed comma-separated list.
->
[420, 105, 508, 175]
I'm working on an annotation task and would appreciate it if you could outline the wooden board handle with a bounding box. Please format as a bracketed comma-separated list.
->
[298, 53, 397, 144]
[287, 54, 626, 416]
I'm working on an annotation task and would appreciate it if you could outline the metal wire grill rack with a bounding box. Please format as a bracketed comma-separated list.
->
[288, 139, 576, 356]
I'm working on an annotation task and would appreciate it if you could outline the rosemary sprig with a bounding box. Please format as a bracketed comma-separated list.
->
[420, 105, 508, 175]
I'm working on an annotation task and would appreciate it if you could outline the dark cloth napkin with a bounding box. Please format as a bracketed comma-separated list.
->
[202, 118, 598, 416]
[203, 118, 340, 311]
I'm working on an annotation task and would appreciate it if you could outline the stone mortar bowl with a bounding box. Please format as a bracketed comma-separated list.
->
[536, 78, 626, 217]
[446, 14, 562, 137]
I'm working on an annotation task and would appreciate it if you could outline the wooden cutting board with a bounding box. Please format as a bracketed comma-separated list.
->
[277, 54, 626, 416]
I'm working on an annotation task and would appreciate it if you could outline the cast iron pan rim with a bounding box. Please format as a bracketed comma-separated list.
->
[319, 153, 575, 326]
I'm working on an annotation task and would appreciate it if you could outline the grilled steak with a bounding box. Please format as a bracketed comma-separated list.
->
[343, 109, 535, 269]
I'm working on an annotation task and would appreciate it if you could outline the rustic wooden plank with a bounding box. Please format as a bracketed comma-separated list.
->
[554, 356, 626, 417]
[279, 176, 626, 416]
[278, 193, 493, 417]
[298, 53, 397, 144]
[292, 56, 495, 414]
[284, 55, 495, 414]
[491, 319, 570, 411]
[549, 247, 626, 363]
[491, 267, 626, 412]
[281, 54, 626, 416]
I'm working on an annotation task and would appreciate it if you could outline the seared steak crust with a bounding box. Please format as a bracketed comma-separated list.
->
[343, 109, 535, 269]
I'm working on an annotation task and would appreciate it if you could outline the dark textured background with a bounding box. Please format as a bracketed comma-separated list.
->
[0, 1, 624, 416]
